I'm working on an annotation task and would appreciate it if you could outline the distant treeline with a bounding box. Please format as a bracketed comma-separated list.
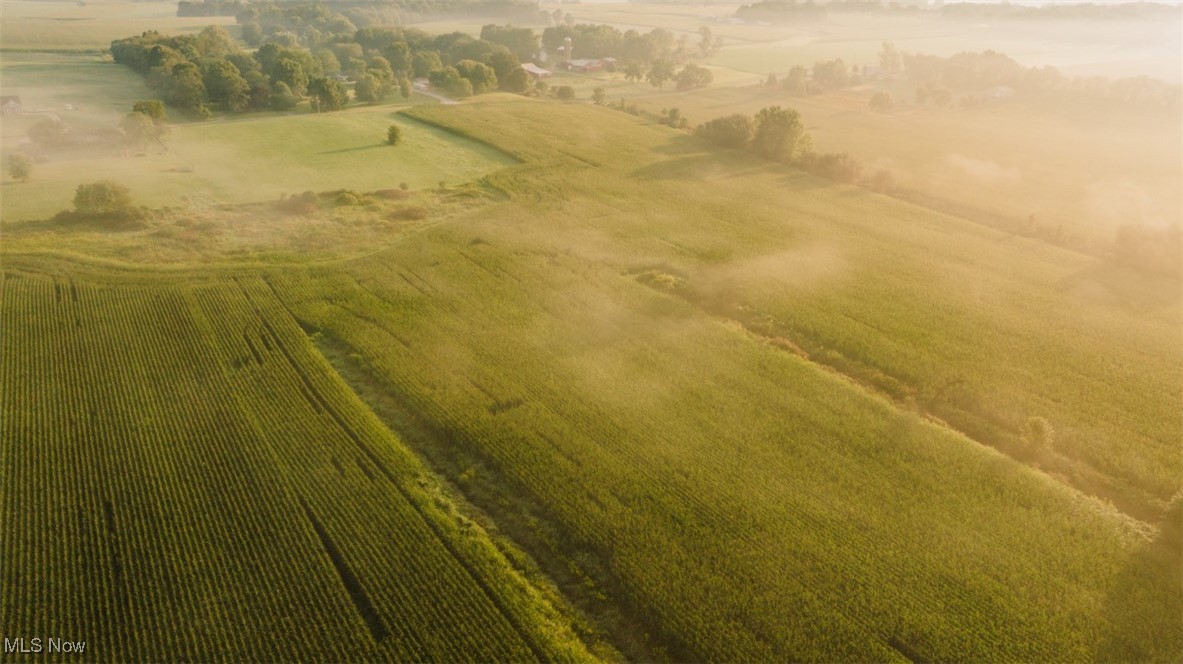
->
[902, 50, 1181, 113]
[735, 0, 1180, 22]
[178, 0, 541, 21]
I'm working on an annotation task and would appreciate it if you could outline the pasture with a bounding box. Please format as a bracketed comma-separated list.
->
[1, 68, 515, 222]
[0, 0, 235, 52]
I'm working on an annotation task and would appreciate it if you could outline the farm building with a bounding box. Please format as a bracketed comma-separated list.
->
[558, 58, 613, 73]
[2, 96, 22, 115]
[521, 63, 552, 79]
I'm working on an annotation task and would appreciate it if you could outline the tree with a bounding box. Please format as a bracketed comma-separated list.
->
[241, 22, 263, 47]
[387, 124, 402, 146]
[454, 60, 497, 94]
[354, 73, 385, 103]
[675, 64, 714, 91]
[121, 112, 158, 146]
[869, 91, 894, 112]
[501, 68, 530, 94]
[133, 99, 168, 125]
[429, 66, 473, 98]
[307, 77, 347, 111]
[555, 85, 576, 101]
[766, 72, 778, 87]
[487, 49, 521, 87]
[879, 41, 902, 73]
[313, 48, 341, 76]
[271, 58, 309, 96]
[695, 114, 753, 150]
[197, 25, 237, 57]
[592, 87, 607, 105]
[7, 153, 32, 182]
[646, 58, 676, 89]
[752, 106, 806, 162]
[413, 50, 443, 78]
[784, 65, 808, 95]
[202, 58, 249, 111]
[398, 77, 412, 99]
[28, 118, 68, 147]
[165, 61, 207, 112]
[270, 81, 299, 110]
[383, 42, 413, 78]
[812, 58, 850, 89]
[623, 62, 644, 82]
[74, 181, 132, 214]
[698, 26, 715, 55]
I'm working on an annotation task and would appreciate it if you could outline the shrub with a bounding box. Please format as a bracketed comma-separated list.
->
[555, 85, 575, 101]
[335, 190, 364, 206]
[74, 181, 132, 214]
[8, 153, 33, 182]
[695, 114, 753, 150]
[387, 124, 402, 146]
[801, 152, 863, 183]
[869, 91, 894, 112]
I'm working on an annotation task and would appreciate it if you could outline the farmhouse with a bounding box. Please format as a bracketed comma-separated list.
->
[1, 96, 22, 115]
[520, 63, 552, 79]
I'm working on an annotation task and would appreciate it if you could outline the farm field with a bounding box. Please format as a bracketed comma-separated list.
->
[0, 0, 234, 52]
[624, 83, 1183, 251]
[2, 2, 1181, 662]
[0, 264, 597, 662]
[0, 67, 513, 222]
[267, 100, 1180, 661]
[6, 99, 1176, 661]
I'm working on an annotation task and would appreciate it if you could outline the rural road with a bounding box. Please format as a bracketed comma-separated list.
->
[415, 89, 457, 105]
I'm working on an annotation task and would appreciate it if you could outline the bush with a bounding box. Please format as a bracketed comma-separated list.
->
[801, 152, 863, 183]
[387, 124, 402, 146]
[695, 114, 753, 150]
[869, 91, 894, 112]
[8, 153, 33, 182]
[74, 181, 132, 214]
[335, 190, 364, 206]
[555, 85, 575, 101]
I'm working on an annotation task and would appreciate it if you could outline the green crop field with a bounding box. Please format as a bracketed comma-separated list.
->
[0, 263, 596, 661]
[621, 83, 1182, 252]
[3, 98, 1177, 661]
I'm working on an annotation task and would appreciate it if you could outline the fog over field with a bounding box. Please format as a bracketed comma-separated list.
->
[1, 1, 1179, 662]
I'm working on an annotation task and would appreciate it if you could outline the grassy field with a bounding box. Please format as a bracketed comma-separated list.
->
[0, 0, 235, 52]
[0, 265, 599, 661]
[252, 99, 1177, 662]
[623, 82, 1182, 252]
[1, 66, 515, 222]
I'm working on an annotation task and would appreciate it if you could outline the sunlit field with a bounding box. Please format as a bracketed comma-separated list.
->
[1, 1, 1179, 662]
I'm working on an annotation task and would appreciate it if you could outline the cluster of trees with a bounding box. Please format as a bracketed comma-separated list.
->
[735, 0, 827, 23]
[903, 48, 1180, 112]
[774, 58, 862, 96]
[694, 106, 893, 188]
[542, 23, 721, 65]
[111, 17, 558, 117]
[111, 26, 362, 115]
